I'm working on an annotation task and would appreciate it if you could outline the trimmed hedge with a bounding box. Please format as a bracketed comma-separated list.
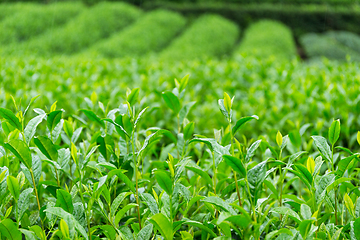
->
[25, 2, 142, 55]
[160, 14, 239, 60]
[91, 9, 186, 58]
[300, 31, 360, 61]
[0, 2, 84, 44]
[144, 3, 360, 37]
[235, 20, 297, 59]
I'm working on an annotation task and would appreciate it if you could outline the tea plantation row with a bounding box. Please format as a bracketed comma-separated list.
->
[0, 55, 360, 239]
[1, 2, 360, 61]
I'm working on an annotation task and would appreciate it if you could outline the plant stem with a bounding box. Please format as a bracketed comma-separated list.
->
[30, 169, 43, 230]
[331, 144, 338, 225]
[77, 170, 91, 240]
[55, 168, 60, 187]
[229, 118, 242, 207]
[131, 132, 142, 230]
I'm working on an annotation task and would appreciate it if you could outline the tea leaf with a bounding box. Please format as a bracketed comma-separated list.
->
[24, 114, 46, 144]
[47, 110, 62, 132]
[162, 91, 180, 115]
[155, 170, 173, 196]
[108, 169, 135, 193]
[56, 189, 73, 214]
[45, 207, 88, 240]
[7, 176, 19, 201]
[344, 193, 355, 217]
[276, 131, 283, 147]
[300, 204, 312, 220]
[328, 119, 340, 145]
[182, 220, 217, 238]
[232, 115, 259, 135]
[312, 136, 332, 162]
[223, 155, 246, 178]
[140, 193, 159, 215]
[201, 196, 236, 215]
[127, 88, 140, 106]
[110, 192, 132, 218]
[0, 108, 22, 131]
[245, 140, 262, 163]
[4, 139, 32, 169]
[306, 157, 315, 175]
[17, 188, 33, 222]
[114, 203, 138, 226]
[223, 92, 232, 113]
[80, 109, 105, 128]
[136, 224, 153, 240]
[149, 213, 173, 240]
[34, 136, 58, 161]
[0, 219, 22, 240]
[335, 155, 356, 178]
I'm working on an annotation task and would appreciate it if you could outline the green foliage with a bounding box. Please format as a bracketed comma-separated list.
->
[0, 3, 34, 21]
[23, 2, 142, 55]
[0, 2, 84, 44]
[91, 9, 186, 58]
[0, 74, 359, 239]
[160, 14, 240, 60]
[236, 19, 297, 60]
[300, 31, 360, 61]
[146, 2, 360, 38]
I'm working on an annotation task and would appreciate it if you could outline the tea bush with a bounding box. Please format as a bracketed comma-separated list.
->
[23, 2, 142, 55]
[0, 72, 360, 239]
[90, 9, 186, 58]
[300, 31, 360, 61]
[0, 2, 84, 44]
[1, 56, 360, 150]
[235, 19, 297, 60]
[160, 14, 239, 60]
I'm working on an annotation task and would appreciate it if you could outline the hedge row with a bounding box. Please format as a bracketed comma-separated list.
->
[159, 14, 239, 60]
[22, 2, 142, 55]
[145, 3, 360, 37]
[90, 9, 186, 58]
[300, 31, 360, 61]
[235, 20, 296, 60]
[0, 2, 84, 44]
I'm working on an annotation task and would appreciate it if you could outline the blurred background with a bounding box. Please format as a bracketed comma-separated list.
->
[0, 0, 359, 61]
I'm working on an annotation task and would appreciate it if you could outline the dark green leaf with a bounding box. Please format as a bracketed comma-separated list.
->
[4, 139, 32, 169]
[162, 91, 180, 115]
[0, 108, 22, 131]
[34, 136, 58, 161]
[328, 119, 340, 145]
[127, 88, 140, 106]
[155, 170, 173, 196]
[149, 213, 173, 240]
[7, 176, 19, 201]
[80, 109, 105, 128]
[56, 189, 73, 213]
[232, 115, 259, 135]
[335, 155, 356, 178]
[223, 155, 246, 178]
[0, 219, 22, 240]
[108, 169, 135, 193]
[47, 110, 63, 132]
